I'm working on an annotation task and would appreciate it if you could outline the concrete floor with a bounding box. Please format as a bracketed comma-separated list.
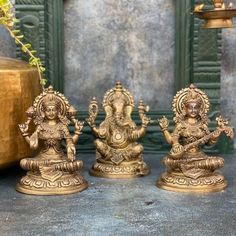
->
[1, 154, 236, 236]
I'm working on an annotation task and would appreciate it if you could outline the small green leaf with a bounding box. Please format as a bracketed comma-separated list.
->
[12, 29, 20, 34]
[16, 34, 24, 39]
[13, 18, 19, 23]
[39, 66, 45, 72]
[21, 45, 27, 53]
[40, 78, 47, 86]
[29, 58, 39, 66]
[24, 43, 31, 49]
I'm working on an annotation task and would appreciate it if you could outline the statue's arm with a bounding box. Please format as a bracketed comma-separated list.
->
[22, 125, 40, 150]
[94, 123, 107, 139]
[129, 101, 151, 140]
[159, 116, 172, 144]
[205, 125, 220, 145]
[207, 116, 233, 145]
[159, 116, 180, 145]
[19, 123, 40, 149]
[130, 100, 150, 140]
[87, 120, 102, 137]
[162, 129, 173, 144]
[19, 122, 30, 145]
[86, 97, 102, 137]
[90, 125, 100, 137]
[87, 117, 107, 139]
[63, 126, 76, 161]
[29, 128, 40, 150]
[129, 125, 147, 141]
[72, 120, 84, 144]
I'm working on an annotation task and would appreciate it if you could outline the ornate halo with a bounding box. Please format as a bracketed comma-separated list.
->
[103, 82, 134, 108]
[33, 86, 70, 123]
[172, 84, 210, 118]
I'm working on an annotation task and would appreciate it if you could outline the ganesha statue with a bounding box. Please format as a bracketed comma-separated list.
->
[157, 84, 234, 193]
[17, 86, 88, 195]
[86, 82, 151, 178]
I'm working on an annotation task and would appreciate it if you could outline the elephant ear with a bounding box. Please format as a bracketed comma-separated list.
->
[124, 105, 133, 118]
[104, 105, 113, 119]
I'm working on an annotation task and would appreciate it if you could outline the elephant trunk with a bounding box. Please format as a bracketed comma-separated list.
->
[114, 113, 125, 127]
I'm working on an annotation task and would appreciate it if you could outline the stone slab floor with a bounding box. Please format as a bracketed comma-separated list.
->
[1, 154, 236, 236]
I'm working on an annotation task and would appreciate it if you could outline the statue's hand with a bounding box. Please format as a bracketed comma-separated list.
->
[18, 123, 29, 136]
[74, 120, 84, 133]
[215, 116, 234, 139]
[129, 122, 136, 130]
[216, 116, 228, 128]
[170, 143, 184, 159]
[138, 100, 150, 128]
[87, 97, 98, 128]
[212, 129, 221, 140]
[67, 145, 76, 161]
[86, 117, 96, 128]
[141, 115, 151, 128]
[159, 116, 169, 131]
[88, 99, 99, 116]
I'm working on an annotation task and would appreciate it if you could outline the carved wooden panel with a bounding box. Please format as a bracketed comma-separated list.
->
[15, 0, 45, 65]
[192, 0, 222, 113]
[15, 0, 64, 91]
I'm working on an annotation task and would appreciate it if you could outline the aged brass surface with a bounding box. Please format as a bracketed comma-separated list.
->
[87, 82, 151, 178]
[157, 84, 234, 193]
[194, 0, 236, 28]
[16, 86, 88, 195]
[0, 57, 41, 169]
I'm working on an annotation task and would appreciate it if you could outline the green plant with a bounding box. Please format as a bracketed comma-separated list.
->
[0, 0, 46, 87]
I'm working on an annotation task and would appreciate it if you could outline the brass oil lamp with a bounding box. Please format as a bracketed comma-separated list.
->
[194, 0, 236, 28]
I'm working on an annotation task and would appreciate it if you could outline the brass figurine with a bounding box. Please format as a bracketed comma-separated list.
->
[17, 86, 88, 195]
[157, 84, 234, 193]
[87, 82, 150, 178]
[194, 0, 236, 28]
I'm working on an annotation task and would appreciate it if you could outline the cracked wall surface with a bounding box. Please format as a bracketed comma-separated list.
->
[64, 0, 175, 110]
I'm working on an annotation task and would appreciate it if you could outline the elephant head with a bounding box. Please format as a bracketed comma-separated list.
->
[103, 82, 136, 128]
[111, 92, 127, 127]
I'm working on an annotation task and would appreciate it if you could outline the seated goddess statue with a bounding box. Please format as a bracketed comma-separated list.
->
[86, 82, 150, 178]
[157, 84, 233, 192]
[17, 86, 88, 195]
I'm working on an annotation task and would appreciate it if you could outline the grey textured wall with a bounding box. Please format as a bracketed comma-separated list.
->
[64, 0, 175, 110]
[0, 27, 15, 58]
[221, 19, 236, 139]
[0, 0, 15, 58]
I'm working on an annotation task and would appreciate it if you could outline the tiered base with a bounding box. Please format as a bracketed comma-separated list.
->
[157, 171, 227, 193]
[16, 171, 88, 195]
[90, 160, 150, 179]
